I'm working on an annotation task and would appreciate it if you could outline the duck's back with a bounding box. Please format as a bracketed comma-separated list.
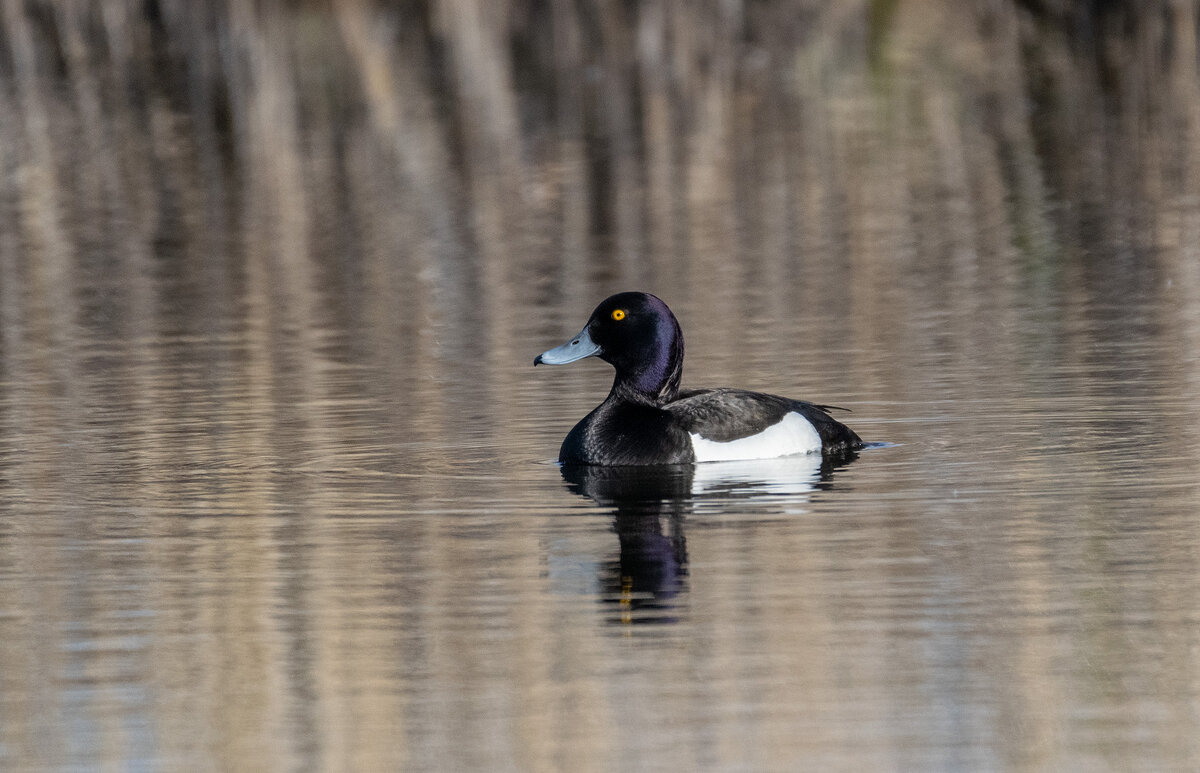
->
[666, 388, 862, 458]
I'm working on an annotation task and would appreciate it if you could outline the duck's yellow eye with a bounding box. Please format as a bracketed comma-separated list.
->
[611, 309, 626, 321]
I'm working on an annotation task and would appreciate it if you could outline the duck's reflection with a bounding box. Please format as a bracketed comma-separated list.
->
[562, 464, 693, 624]
[560, 451, 857, 626]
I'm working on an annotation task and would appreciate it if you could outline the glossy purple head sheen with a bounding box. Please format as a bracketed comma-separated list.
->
[636, 295, 683, 397]
[590, 292, 684, 403]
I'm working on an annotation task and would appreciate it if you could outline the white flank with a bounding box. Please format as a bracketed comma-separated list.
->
[689, 411, 822, 462]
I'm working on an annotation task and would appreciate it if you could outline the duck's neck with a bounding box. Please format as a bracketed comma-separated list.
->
[611, 318, 684, 405]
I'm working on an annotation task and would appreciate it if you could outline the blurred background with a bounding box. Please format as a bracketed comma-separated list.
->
[1, 1, 1199, 771]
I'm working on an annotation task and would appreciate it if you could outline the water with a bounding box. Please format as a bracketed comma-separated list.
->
[2, 2, 1200, 771]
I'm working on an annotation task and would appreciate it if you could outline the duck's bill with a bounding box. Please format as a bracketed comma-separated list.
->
[534, 326, 600, 365]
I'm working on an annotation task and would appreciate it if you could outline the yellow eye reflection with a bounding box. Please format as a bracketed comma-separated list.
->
[611, 309, 627, 321]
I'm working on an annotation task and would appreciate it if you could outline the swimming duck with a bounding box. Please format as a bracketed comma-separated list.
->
[534, 292, 862, 465]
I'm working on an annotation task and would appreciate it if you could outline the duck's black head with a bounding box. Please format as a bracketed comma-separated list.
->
[534, 291, 684, 403]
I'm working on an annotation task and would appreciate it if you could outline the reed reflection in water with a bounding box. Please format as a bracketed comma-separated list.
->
[1, 1, 1200, 770]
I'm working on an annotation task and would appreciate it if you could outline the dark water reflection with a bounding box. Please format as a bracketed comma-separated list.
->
[3, 1, 1200, 771]
[562, 465, 696, 624]
[562, 454, 859, 626]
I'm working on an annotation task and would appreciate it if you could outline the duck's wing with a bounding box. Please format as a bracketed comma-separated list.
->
[667, 388, 862, 450]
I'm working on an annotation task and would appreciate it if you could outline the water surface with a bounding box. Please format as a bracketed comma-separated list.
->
[2, 2, 1199, 771]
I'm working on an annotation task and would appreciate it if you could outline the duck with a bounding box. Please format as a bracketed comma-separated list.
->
[534, 291, 863, 465]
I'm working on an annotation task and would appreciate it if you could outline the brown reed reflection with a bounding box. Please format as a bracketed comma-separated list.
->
[2, 0, 1197, 410]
